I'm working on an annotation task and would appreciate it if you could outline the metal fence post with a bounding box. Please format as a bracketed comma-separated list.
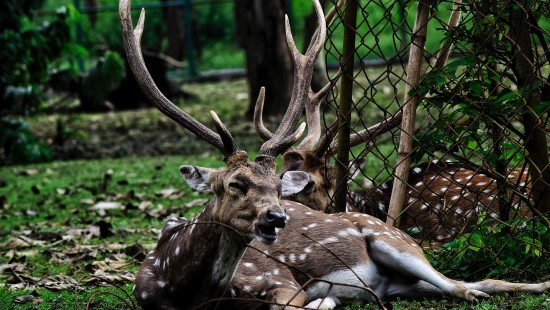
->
[334, 0, 358, 212]
[182, 0, 197, 78]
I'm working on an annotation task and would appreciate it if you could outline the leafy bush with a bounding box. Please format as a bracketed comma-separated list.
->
[428, 216, 550, 281]
[0, 0, 79, 115]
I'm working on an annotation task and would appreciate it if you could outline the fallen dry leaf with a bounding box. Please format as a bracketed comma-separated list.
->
[90, 202, 123, 216]
[2, 236, 46, 248]
[155, 188, 184, 200]
[35, 275, 81, 291]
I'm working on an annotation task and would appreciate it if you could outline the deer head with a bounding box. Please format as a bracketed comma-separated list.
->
[119, 1, 310, 308]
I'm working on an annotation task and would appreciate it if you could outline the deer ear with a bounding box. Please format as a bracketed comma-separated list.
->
[281, 171, 310, 197]
[348, 158, 366, 183]
[180, 165, 215, 192]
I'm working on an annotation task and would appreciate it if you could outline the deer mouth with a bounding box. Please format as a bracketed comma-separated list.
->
[255, 225, 279, 244]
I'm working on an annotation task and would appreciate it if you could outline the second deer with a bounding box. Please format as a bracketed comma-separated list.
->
[250, 0, 533, 247]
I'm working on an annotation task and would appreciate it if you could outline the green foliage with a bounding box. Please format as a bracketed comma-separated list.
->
[194, 0, 236, 45]
[428, 216, 550, 281]
[0, 119, 52, 164]
[0, 1, 80, 115]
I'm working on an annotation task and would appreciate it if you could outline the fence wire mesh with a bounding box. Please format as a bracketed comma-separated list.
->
[322, 0, 549, 280]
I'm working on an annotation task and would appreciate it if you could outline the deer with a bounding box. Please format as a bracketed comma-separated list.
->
[250, 0, 533, 248]
[121, 0, 549, 309]
[120, 1, 312, 308]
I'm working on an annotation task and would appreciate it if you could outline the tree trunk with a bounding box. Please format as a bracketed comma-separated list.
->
[510, 3, 550, 214]
[161, 0, 202, 61]
[235, 0, 293, 119]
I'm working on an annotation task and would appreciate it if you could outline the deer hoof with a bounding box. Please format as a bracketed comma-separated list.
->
[304, 297, 336, 309]
[465, 289, 490, 302]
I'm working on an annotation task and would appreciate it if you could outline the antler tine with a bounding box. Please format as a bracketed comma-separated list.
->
[210, 111, 241, 157]
[349, 112, 404, 146]
[255, 0, 326, 156]
[258, 0, 326, 158]
[321, 0, 345, 36]
[298, 68, 342, 150]
[119, 0, 239, 158]
[253, 87, 273, 141]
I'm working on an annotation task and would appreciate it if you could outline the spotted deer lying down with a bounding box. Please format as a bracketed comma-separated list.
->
[347, 160, 532, 246]
[226, 198, 548, 309]
[278, 148, 532, 247]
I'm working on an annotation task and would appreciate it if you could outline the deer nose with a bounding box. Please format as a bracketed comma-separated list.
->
[266, 208, 287, 228]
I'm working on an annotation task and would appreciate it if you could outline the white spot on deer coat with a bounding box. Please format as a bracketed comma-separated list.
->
[413, 167, 422, 173]
[278, 255, 286, 263]
[154, 258, 160, 267]
[243, 262, 254, 268]
[141, 292, 148, 300]
[299, 253, 307, 261]
[175, 246, 180, 256]
[157, 280, 166, 288]
[289, 254, 296, 263]
[319, 236, 338, 245]
[273, 269, 280, 275]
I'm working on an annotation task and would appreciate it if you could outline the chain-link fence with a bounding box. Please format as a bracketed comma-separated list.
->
[321, 0, 549, 280]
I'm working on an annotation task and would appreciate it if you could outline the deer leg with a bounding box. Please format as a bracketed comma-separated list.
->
[304, 297, 337, 309]
[463, 279, 550, 295]
[366, 238, 489, 301]
[267, 287, 308, 309]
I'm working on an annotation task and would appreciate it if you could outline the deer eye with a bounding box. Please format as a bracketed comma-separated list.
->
[228, 182, 248, 194]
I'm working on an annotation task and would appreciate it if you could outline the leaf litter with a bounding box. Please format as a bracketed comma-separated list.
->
[0, 162, 206, 307]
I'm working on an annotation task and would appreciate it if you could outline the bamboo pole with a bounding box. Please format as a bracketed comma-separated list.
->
[386, 0, 430, 226]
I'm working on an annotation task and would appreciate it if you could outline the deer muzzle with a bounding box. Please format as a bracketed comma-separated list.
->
[255, 205, 287, 244]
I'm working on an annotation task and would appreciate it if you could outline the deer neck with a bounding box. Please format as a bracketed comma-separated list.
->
[196, 203, 249, 281]
[153, 200, 250, 308]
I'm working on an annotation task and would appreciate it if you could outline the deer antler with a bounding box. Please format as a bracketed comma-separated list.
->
[254, 0, 344, 156]
[119, 0, 239, 158]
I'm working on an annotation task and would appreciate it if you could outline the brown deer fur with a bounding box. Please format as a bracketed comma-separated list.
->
[280, 150, 532, 247]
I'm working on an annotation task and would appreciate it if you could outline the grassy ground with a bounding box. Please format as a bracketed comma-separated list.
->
[2, 156, 549, 309]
